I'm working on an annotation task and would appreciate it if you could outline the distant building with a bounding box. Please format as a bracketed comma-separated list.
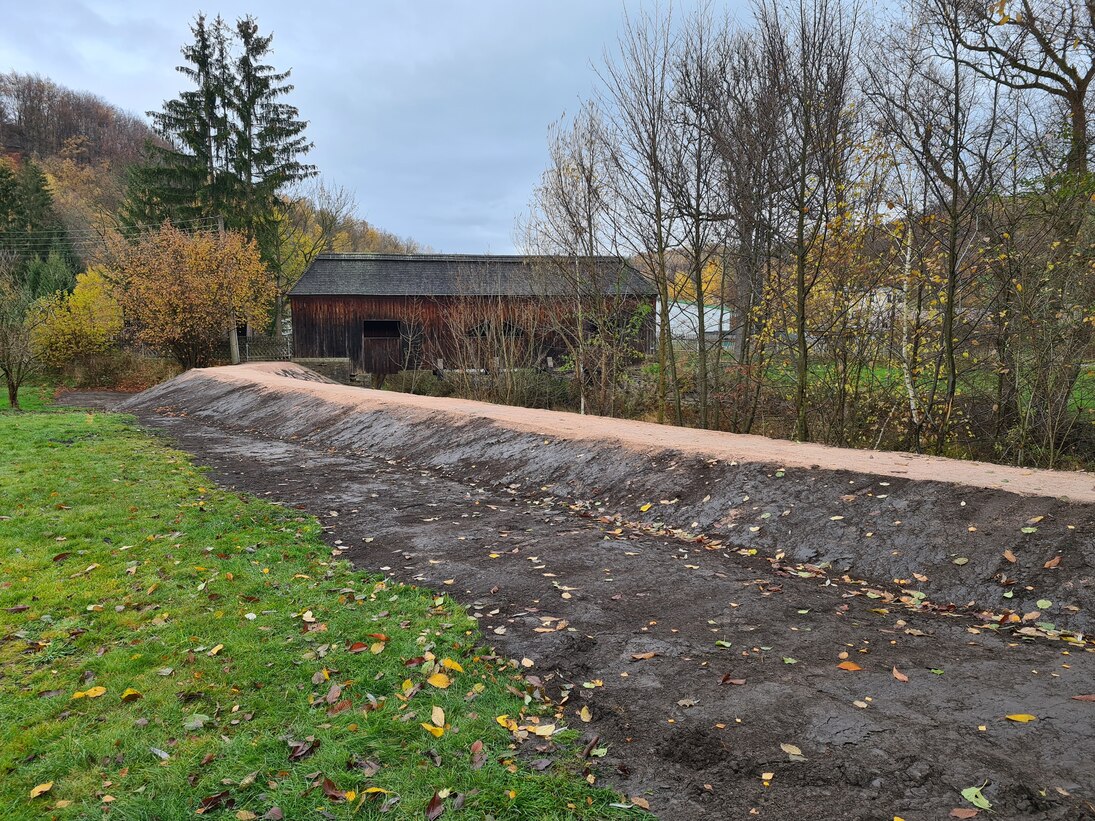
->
[288, 253, 657, 380]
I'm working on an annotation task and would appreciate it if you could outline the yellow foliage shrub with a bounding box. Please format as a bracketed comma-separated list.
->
[31, 268, 123, 369]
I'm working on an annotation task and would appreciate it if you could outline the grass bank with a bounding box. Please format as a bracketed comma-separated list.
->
[0, 411, 623, 819]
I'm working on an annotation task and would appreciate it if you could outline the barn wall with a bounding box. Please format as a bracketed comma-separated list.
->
[289, 294, 657, 374]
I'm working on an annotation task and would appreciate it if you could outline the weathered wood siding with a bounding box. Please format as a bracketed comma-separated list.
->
[289, 294, 656, 375]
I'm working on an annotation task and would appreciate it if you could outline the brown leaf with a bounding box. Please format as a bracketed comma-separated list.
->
[892, 666, 909, 682]
[836, 661, 862, 671]
[1072, 694, 1095, 702]
[949, 810, 979, 819]
[631, 796, 651, 810]
[288, 736, 319, 761]
[1044, 555, 1061, 569]
[1002, 549, 1016, 563]
[630, 652, 656, 661]
[320, 778, 346, 802]
[327, 699, 352, 717]
[719, 674, 746, 686]
[426, 791, 445, 820]
[262, 808, 284, 820]
[347, 642, 368, 653]
[324, 684, 342, 705]
[470, 739, 486, 770]
[198, 791, 234, 812]
[348, 755, 380, 776]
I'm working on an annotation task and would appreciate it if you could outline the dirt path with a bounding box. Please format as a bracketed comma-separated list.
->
[126, 407, 1095, 821]
[167, 363, 1095, 502]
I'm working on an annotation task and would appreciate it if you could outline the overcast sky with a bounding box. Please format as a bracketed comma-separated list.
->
[0, 0, 727, 253]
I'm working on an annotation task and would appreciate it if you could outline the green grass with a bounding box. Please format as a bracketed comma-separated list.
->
[0, 412, 626, 819]
[0, 382, 55, 412]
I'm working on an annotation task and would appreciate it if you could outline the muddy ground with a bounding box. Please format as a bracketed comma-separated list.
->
[59, 378, 1095, 820]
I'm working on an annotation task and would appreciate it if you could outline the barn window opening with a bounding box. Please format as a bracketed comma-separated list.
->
[363, 320, 401, 338]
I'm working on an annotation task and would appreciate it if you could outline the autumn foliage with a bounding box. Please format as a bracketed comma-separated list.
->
[30, 268, 123, 369]
[110, 224, 273, 369]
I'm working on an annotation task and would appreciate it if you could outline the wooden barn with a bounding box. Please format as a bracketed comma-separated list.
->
[288, 253, 656, 379]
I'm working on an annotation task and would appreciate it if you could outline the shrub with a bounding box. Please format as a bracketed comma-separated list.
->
[30, 267, 122, 369]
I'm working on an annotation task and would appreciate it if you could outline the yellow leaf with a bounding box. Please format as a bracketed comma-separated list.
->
[1006, 713, 1037, 723]
[369, 642, 385, 655]
[431, 705, 445, 726]
[640, 503, 652, 512]
[421, 722, 444, 737]
[441, 658, 464, 672]
[363, 787, 390, 795]
[84, 686, 107, 698]
[427, 672, 451, 689]
[579, 705, 592, 722]
[532, 723, 555, 736]
[344, 791, 356, 802]
[120, 688, 143, 702]
[209, 644, 223, 656]
[30, 782, 53, 798]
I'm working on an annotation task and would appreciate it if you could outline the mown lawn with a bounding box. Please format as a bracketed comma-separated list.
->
[0, 383, 55, 412]
[0, 412, 625, 819]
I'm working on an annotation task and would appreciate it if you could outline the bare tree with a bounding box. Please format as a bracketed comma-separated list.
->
[954, 0, 1094, 175]
[599, 8, 684, 424]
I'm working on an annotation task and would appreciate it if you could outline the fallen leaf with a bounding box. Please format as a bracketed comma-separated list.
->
[892, 667, 909, 682]
[120, 688, 143, 702]
[320, 778, 347, 802]
[440, 658, 464, 673]
[579, 705, 592, 722]
[1002, 549, 1016, 563]
[30, 782, 52, 799]
[950, 810, 980, 819]
[836, 661, 862, 671]
[631, 652, 656, 661]
[426, 791, 445, 820]
[1044, 556, 1061, 569]
[470, 739, 486, 770]
[198, 790, 234, 812]
[719, 674, 746, 686]
[1072, 694, 1095, 702]
[639, 503, 652, 512]
[427, 672, 451, 689]
[631, 796, 651, 810]
[1005, 713, 1037, 723]
[780, 743, 804, 759]
[961, 784, 991, 810]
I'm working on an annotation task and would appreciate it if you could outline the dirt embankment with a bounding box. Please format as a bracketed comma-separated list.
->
[119, 364, 1095, 636]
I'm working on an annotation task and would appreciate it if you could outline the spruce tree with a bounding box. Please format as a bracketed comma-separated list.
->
[231, 16, 316, 240]
[123, 14, 234, 229]
[123, 14, 315, 246]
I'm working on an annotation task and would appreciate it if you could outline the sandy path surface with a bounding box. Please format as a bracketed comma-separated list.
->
[192, 363, 1095, 503]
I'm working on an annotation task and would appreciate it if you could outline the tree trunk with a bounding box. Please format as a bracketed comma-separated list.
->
[6, 375, 19, 411]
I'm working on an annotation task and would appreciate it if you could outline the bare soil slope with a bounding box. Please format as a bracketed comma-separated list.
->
[101, 364, 1095, 819]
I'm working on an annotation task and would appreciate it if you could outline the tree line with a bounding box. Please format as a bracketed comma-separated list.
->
[525, 0, 1095, 469]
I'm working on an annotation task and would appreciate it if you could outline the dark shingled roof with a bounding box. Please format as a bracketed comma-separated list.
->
[289, 253, 656, 298]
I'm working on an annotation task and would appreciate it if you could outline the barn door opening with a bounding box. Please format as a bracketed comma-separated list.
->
[361, 320, 403, 386]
